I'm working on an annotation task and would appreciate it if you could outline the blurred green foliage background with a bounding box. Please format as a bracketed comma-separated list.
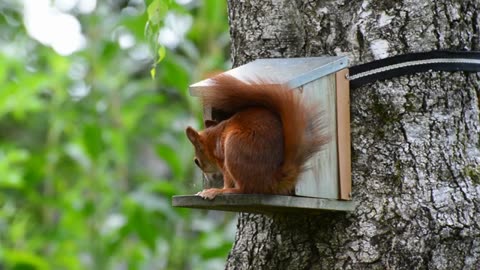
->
[0, 0, 234, 269]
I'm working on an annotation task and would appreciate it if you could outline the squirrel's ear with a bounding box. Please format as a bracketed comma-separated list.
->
[186, 126, 200, 144]
[204, 119, 218, 128]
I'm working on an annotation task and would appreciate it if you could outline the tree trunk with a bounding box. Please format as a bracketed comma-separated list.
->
[225, 0, 480, 269]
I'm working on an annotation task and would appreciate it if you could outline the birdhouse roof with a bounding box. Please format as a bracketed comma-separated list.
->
[189, 56, 348, 96]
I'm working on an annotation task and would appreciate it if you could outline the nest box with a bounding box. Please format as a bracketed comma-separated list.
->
[173, 56, 354, 214]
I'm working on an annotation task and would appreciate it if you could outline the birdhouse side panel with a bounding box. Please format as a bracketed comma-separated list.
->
[295, 74, 339, 199]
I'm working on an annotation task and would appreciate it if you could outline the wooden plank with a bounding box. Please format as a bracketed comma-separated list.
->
[335, 69, 352, 200]
[172, 194, 355, 214]
[295, 74, 338, 199]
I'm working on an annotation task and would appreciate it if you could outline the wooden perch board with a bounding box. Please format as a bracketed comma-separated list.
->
[172, 194, 355, 215]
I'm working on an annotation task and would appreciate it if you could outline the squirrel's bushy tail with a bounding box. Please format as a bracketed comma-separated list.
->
[200, 74, 328, 193]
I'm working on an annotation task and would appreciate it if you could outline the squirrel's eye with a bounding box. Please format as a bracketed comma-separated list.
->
[194, 158, 201, 168]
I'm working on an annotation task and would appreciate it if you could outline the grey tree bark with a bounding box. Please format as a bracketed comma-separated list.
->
[225, 0, 480, 269]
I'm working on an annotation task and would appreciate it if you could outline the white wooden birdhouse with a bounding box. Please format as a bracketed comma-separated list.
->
[173, 56, 354, 214]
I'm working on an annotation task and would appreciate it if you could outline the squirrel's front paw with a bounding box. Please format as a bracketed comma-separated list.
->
[196, 189, 220, 200]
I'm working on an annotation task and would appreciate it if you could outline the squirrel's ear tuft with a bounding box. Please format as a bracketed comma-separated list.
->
[186, 126, 200, 144]
[204, 119, 218, 128]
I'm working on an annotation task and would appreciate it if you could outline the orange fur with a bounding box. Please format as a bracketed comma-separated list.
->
[186, 74, 328, 199]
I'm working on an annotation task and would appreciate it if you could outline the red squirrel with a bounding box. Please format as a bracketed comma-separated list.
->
[186, 74, 328, 200]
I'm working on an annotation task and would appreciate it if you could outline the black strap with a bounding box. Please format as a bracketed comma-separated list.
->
[349, 50, 480, 89]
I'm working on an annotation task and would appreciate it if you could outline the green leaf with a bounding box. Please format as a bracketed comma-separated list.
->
[156, 45, 166, 63]
[150, 67, 156, 79]
[147, 0, 169, 25]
